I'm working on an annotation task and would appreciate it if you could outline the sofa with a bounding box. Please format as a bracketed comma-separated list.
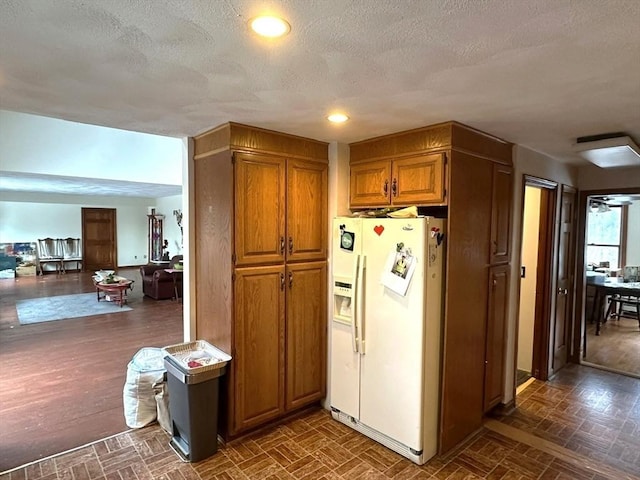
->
[140, 255, 183, 300]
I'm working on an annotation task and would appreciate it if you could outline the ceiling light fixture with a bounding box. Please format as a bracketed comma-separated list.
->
[573, 133, 640, 168]
[249, 16, 291, 38]
[327, 113, 349, 124]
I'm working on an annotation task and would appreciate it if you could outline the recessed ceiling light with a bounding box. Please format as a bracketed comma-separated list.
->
[327, 113, 349, 123]
[249, 16, 291, 38]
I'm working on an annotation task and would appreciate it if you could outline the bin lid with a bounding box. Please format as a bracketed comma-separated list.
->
[162, 340, 231, 375]
[129, 347, 165, 372]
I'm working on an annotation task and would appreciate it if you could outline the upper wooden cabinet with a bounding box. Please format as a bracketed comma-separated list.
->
[350, 153, 445, 208]
[234, 152, 327, 266]
[234, 152, 286, 266]
[490, 164, 513, 265]
[287, 159, 328, 263]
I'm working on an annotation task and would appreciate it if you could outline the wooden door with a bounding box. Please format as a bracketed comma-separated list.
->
[233, 265, 286, 434]
[484, 264, 510, 411]
[82, 208, 117, 271]
[490, 164, 513, 264]
[552, 186, 577, 373]
[349, 160, 391, 207]
[234, 152, 286, 266]
[285, 262, 327, 411]
[286, 159, 328, 263]
[392, 153, 445, 205]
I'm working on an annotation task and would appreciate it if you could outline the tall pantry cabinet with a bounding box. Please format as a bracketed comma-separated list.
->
[349, 122, 513, 454]
[192, 123, 328, 438]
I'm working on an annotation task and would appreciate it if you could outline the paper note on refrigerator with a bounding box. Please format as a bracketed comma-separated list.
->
[381, 248, 417, 296]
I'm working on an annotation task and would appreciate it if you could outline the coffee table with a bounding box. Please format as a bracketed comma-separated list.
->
[94, 277, 134, 307]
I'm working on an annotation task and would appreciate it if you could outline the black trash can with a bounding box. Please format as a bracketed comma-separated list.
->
[163, 340, 231, 462]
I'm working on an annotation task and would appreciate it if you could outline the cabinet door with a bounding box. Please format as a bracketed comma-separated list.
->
[484, 264, 509, 412]
[350, 160, 391, 207]
[286, 160, 328, 262]
[234, 152, 286, 266]
[490, 164, 512, 264]
[392, 153, 445, 205]
[233, 266, 286, 433]
[285, 262, 327, 411]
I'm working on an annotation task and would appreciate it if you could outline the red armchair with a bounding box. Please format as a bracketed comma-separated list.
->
[140, 255, 183, 300]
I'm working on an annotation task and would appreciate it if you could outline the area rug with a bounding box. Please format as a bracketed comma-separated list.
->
[16, 292, 132, 325]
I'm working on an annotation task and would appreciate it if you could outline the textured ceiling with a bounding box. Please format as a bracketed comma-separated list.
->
[1, 0, 639, 184]
[0, 171, 181, 198]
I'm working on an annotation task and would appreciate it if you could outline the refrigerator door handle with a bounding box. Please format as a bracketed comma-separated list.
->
[350, 255, 360, 353]
[357, 254, 366, 354]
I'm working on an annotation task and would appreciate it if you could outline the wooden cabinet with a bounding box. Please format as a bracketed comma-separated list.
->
[234, 153, 327, 266]
[192, 122, 329, 440]
[285, 262, 327, 410]
[484, 264, 510, 411]
[233, 266, 285, 432]
[350, 153, 445, 208]
[232, 262, 327, 432]
[490, 164, 513, 265]
[348, 122, 513, 455]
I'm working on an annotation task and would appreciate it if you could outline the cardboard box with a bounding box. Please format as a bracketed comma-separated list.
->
[16, 265, 37, 277]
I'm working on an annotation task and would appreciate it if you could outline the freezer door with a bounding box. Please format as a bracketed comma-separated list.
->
[359, 218, 427, 451]
[330, 218, 362, 418]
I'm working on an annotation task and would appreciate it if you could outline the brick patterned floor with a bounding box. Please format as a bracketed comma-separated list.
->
[2, 365, 639, 479]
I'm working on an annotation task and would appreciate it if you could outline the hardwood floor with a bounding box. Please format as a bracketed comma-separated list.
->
[0, 268, 183, 472]
[583, 314, 640, 377]
[1, 364, 639, 479]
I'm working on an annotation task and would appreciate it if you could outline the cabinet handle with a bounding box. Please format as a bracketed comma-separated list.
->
[280, 236, 285, 255]
[289, 236, 294, 255]
[557, 287, 568, 295]
[280, 273, 285, 291]
[289, 271, 293, 289]
[384, 179, 388, 196]
[392, 178, 397, 197]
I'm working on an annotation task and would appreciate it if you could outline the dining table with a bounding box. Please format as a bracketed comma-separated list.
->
[588, 280, 640, 336]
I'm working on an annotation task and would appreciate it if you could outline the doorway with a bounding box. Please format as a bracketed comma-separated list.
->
[82, 207, 117, 270]
[516, 177, 557, 384]
[576, 189, 640, 378]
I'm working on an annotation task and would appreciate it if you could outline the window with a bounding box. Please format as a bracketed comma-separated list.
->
[586, 206, 622, 268]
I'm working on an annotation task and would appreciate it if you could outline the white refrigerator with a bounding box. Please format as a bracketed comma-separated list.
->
[330, 216, 445, 464]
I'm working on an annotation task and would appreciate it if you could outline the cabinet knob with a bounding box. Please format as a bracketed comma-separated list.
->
[289, 236, 294, 255]
[384, 179, 389, 196]
[289, 271, 293, 289]
[280, 273, 285, 291]
[392, 178, 397, 197]
[280, 236, 285, 255]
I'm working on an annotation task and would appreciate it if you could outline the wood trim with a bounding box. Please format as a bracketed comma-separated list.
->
[620, 205, 628, 268]
[572, 186, 640, 366]
[193, 122, 328, 161]
[349, 121, 512, 164]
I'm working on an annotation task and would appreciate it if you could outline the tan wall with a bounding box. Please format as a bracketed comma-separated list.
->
[517, 186, 541, 373]
[505, 146, 578, 404]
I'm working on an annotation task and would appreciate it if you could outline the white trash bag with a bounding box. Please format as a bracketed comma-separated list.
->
[123, 347, 166, 428]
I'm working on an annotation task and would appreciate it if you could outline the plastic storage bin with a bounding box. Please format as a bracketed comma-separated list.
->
[163, 340, 231, 462]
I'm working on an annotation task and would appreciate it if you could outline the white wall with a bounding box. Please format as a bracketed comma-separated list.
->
[577, 164, 640, 191]
[0, 193, 151, 267]
[517, 186, 540, 373]
[627, 201, 640, 265]
[155, 195, 183, 258]
[0, 110, 183, 185]
[505, 146, 578, 403]
[324, 141, 350, 409]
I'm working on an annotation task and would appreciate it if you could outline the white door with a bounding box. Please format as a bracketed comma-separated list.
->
[359, 218, 427, 450]
[330, 218, 362, 418]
